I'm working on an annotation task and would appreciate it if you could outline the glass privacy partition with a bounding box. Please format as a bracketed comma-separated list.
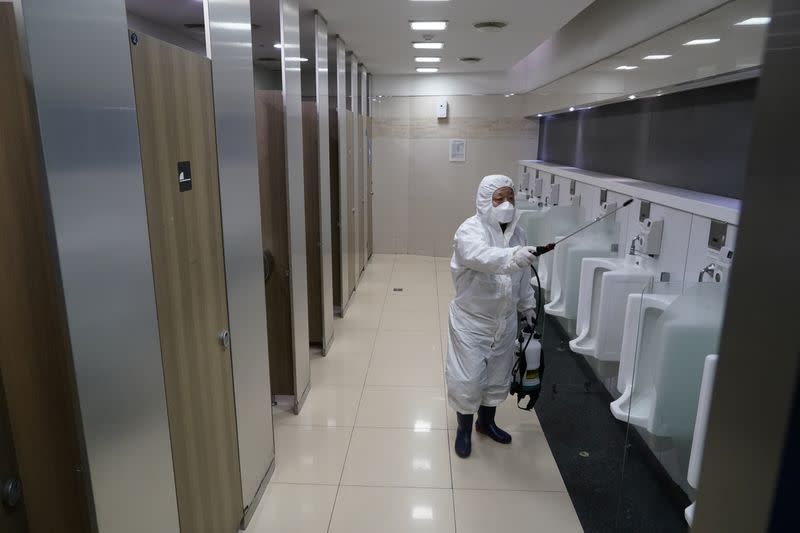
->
[615, 279, 729, 531]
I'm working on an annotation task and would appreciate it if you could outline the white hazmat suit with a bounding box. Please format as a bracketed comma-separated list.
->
[446, 175, 537, 414]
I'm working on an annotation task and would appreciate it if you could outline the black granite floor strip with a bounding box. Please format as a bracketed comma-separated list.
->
[535, 316, 689, 533]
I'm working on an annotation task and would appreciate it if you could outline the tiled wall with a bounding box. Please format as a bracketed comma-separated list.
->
[372, 95, 539, 257]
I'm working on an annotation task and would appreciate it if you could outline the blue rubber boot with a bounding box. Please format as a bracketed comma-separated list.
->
[454, 413, 473, 458]
[476, 405, 512, 444]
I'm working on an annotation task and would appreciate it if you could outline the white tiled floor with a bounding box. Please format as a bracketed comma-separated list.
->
[246, 254, 583, 533]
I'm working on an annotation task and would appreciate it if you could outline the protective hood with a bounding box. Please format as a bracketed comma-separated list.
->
[475, 174, 520, 239]
[476, 174, 514, 218]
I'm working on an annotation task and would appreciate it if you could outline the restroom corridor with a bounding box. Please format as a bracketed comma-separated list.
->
[247, 254, 582, 533]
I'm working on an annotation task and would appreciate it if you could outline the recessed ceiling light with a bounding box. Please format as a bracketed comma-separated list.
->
[504, 93, 515, 98]
[684, 38, 720, 46]
[643, 54, 671, 60]
[415, 56, 442, 63]
[416, 67, 439, 73]
[537, 113, 543, 117]
[413, 42, 444, 49]
[628, 95, 637, 100]
[410, 21, 448, 31]
[569, 107, 575, 112]
[615, 65, 638, 70]
[735, 17, 771, 26]
[473, 21, 508, 32]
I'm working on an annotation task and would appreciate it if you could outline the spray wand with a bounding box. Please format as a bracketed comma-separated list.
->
[531, 198, 634, 257]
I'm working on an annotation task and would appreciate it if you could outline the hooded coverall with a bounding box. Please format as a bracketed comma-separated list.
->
[446, 174, 537, 414]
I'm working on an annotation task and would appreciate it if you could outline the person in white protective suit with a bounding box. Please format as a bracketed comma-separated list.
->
[446, 174, 538, 459]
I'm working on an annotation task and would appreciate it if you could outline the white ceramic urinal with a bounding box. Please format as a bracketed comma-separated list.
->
[611, 284, 726, 442]
[544, 238, 616, 320]
[570, 254, 655, 360]
[610, 292, 678, 425]
[685, 354, 719, 526]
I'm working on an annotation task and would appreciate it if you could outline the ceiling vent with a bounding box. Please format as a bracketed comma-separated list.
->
[458, 57, 483, 63]
[473, 21, 508, 32]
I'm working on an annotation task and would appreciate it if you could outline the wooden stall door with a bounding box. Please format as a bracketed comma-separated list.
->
[0, 5, 91, 532]
[0, 383, 26, 533]
[255, 90, 295, 395]
[367, 117, 374, 257]
[329, 108, 342, 310]
[346, 111, 357, 297]
[130, 33, 243, 533]
[303, 102, 323, 344]
[358, 115, 366, 271]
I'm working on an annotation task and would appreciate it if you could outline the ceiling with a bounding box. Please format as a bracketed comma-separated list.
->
[526, 0, 770, 114]
[125, 0, 594, 75]
[297, 0, 594, 74]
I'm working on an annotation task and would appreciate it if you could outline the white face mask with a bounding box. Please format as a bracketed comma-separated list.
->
[492, 201, 515, 224]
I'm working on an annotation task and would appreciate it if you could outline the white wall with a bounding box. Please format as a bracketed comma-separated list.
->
[372, 95, 538, 257]
[372, 72, 513, 97]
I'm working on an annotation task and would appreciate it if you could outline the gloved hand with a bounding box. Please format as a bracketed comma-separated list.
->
[522, 308, 537, 327]
[512, 246, 537, 269]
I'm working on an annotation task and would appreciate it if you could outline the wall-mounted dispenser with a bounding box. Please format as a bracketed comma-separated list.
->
[635, 218, 664, 256]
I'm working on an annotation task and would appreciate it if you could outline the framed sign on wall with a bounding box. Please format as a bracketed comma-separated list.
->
[449, 139, 466, 162]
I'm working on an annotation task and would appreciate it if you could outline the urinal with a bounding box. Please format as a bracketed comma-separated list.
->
[570, 254, 655, 360]
[610, 292, 678, 426]
[544, 234, 616, 320]
[685, 354, 719, 526]
[611, 284, 726, 442]
[523, 206, 582, 293]
[518, 208, 550, 290]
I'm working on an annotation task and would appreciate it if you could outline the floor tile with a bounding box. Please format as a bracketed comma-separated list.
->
[273, 426, 352, 484]
[311, 354, 370, 386]
[366, 351, 443, 389]
[449, 428, 565, 491]
[350, 289, 388, 307]
[384, 290, 439, 312]
[342, 428, 451, 488]
[356, 386, 447, 430]
[247, 483, 337, 533]
[445, 400, 542, 433]
[329, 486, 456, 533]
[333, 318, 379, 339]
[324, 338, 375, 359]
[369, 253, 396, 265]
[380, 308, 441, 333]
[395, 254, 435, 265]
[453, 489, 581, 533]
[273, 385, 363, 427]
[373, 330, 442, 360]
[336, 302, 384, 329]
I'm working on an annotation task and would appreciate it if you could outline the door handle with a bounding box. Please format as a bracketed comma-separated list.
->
[218, 329, 231, 349]
[2, 478, 22, 508]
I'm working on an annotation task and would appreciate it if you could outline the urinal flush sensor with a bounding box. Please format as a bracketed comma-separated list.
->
[635, 218, 664, 256]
